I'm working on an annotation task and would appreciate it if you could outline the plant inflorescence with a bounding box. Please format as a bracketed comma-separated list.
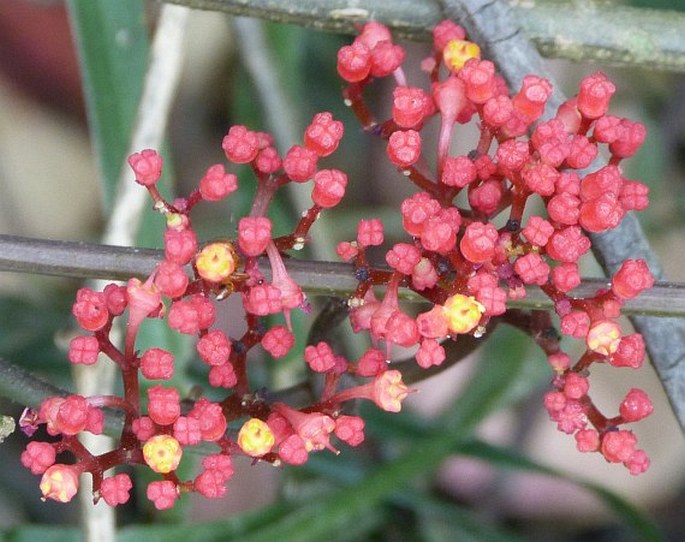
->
[20, 20, 654, 509]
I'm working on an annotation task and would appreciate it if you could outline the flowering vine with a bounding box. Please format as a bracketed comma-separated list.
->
[19, 19, 654, 509]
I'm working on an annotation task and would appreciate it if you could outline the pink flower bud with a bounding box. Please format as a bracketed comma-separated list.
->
[387, 129, 422, 168]
[164, 227, 198, 265]
[416, 339, 446, 368]
[128, 149, 163, 186]
[523, 216, 554, 247]
[334, 415, 365, 447]
[460, 222, 498, 264]
[222, 125, 259, 164]
[283, 144, 318, 182]
[575, 428, 600, 452]
[100, 473, 132, 507]
[189, 398, 227, 442]
[261, 325, 295, 358]
[21, 441, 56, 475]
[146, 480, 179, 510]
[173, 415, 202, 446]
[132, 416, 156, 441]
[278, 434, 309, 465]
[337, 41, 371, 82]
[199, 164, 237, 201]
[238, 216, 272, 257]
[194, 469, 228, 499]
[357, 218, 384, 247]
[72, 288, 108, 331]
[563, 372, 589, 400]
[392, 86, 433, 128]
[197, 330, 232, 366]
[312, 169, 347, 208]
[514, 252, 550, 286]
[304, 341, 337, 373]
[356, 348, 387, 377]
[369, 40, 405, 78]
[577, 72, 616, 119]
[304, 112, 344, 157]
[600, 429, 637, 463]
[68, 335, 100, 365]
[609, 333, 645, 369]
[619, 388, 654, 422]
[611, 259, 654, 300]
[147, 385, 180, 426]
[154, 260, 189, 298]
[208, 363, 237, 388]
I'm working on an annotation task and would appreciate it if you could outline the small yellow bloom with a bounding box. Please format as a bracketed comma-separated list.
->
[586, 320, 622, 356]
[195, 242, 238, 282]
[373, 370, 411, 413]
[143, 434, 183, 474]
[442, 294, 485, 335]
[443, 39, 481, 73]
[40, 464, 80, 503]
[237, 418, 275, 457]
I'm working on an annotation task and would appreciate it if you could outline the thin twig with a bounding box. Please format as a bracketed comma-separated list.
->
[1, 234, 685, 317]
[104, 6, 191, 247]
[0, 357, 123, 433]
[159, 0, 685, 72]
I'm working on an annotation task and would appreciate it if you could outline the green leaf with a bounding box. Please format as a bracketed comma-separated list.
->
[0, 295, 70, 371]
[65, 0, 149, 211]
[398, 493, 525, 542]
[455, 440, 666, 542]
[479, 323, 548, 407]
[116, 501, 293, 542]
[4, 502, 293, 542]
[4, 526, 81, 542]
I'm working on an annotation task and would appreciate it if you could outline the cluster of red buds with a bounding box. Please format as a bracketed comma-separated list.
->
[19, 104, 409, 509]
[335, 20, 653, 474]
[19, 20, 655, 509]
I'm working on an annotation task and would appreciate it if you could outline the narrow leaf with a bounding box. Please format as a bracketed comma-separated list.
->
[455, 440, 665, 542]
[65, 0, 149, 210]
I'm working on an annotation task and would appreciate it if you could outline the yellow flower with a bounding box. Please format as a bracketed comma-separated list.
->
[237, 418, 275, 457]
[443, 39, 481, 73]
[586, 320, 622, 356]
[40, 464, 80, 503]
[143, 434, 183, 474]
[442, 294, 485, 335]
[372, 370, 411, 413]
[195, 242, 238, 282]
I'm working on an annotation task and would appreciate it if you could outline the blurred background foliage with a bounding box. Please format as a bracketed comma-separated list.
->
[0, 0, 684, 540]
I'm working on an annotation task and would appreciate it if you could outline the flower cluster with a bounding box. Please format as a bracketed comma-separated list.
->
[20, 19, 656, 509]
[20, 111, 410, 509]
[336, 20, 653, 473]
